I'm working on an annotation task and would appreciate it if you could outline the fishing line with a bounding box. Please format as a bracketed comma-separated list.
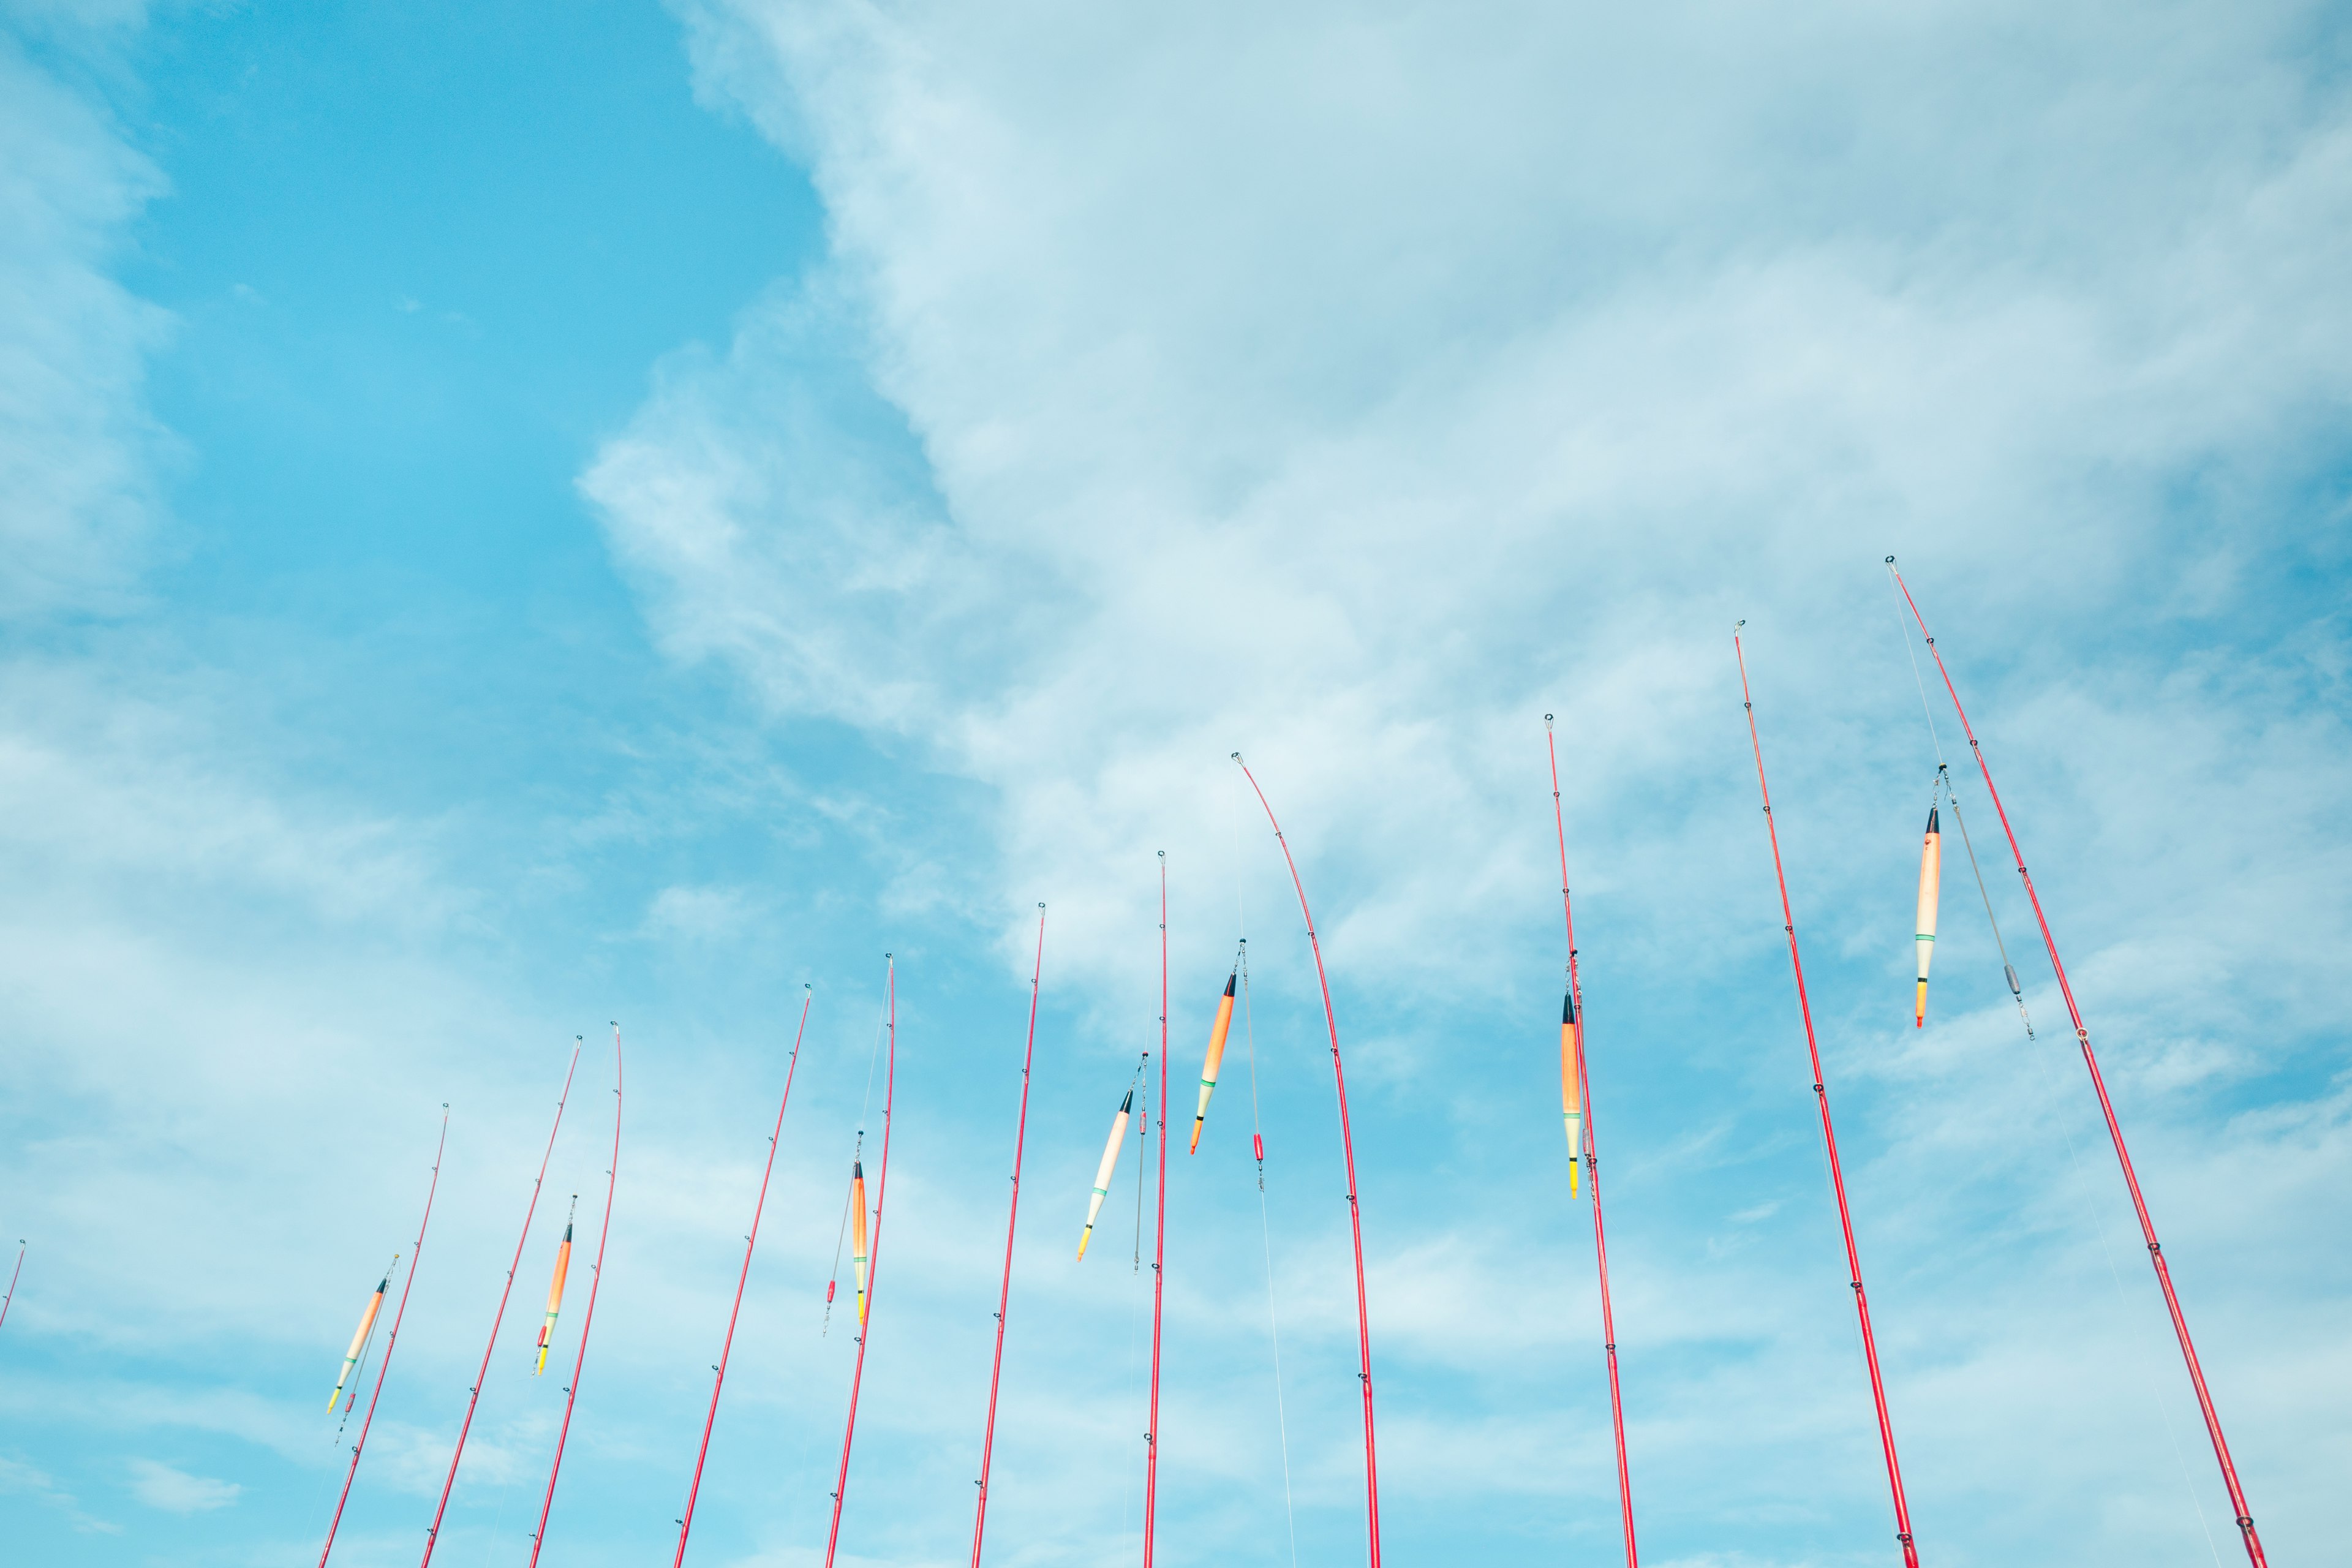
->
[528, 1026, 624, 1566]
[1233, 753, 1384, 1568]
[673, 989, 814, 1567]
[1239, 940, 1303, 1568]
[1234, 787, 1301, 1568]
[1735, 625, 1921, 1568]
[1545, 714, 1640, 1567]
[1883, 567, 2226, 1567]
[1134, 1055, 1148, 1274]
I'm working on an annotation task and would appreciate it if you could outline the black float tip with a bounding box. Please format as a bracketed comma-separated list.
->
[562, 1222, 573, 1242]
[1562, 989, 1577, 1025]
[1120, 1089, 1133, 1112]
[851, 1160, 864, 1179]
[1926, 805, 1940, 834]
[1223, 973, 1237, 998]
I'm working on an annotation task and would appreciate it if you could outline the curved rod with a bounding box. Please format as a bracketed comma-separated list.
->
[1231, 755, 1383, 1568]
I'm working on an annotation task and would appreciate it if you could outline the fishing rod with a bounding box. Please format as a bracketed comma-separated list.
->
[0, 1241, 21, 1329]
[1885, 560, 2266, 1566]
[1232, 754, 1383, 1568]
[527, 1025, 623, 1565]
[1545, 715, 1639, 1566]
[418, 1042, 582, 1568]
[1889, 607, 2226, 1563]
[1733, 625, 1921, 1567]
[1142, 857, 1172, 1568]
[673, 987, 813, 1567]
[823, 957, 897, 1568]
[320, 1107, 448, 1567]
[970, 905, 1049, 1567]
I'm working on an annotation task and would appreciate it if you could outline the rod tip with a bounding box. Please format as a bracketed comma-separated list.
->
[1885, 554, 1897, 564]
[1229, 751, 1242, 761]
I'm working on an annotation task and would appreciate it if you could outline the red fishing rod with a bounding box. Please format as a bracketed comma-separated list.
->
[673, 989, 813, 1566]
[1142, 858, 1170, 1568]
[419, 1042, 581, 1568]
[971, 907, 1048, 1567]
[319, 1107, 448, 1567]
[1886, 560, 2266, 1566]
[527, 1026, 624, 1566]
[0, 1240, 22, 1329]
[1733, 626, 1921, 1567]
[823, 958, 897, 1568]
[1545, 716, 1638, 1566]
[1232, 754, 1383, 1568]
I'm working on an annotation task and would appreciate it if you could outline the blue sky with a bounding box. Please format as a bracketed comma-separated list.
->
[3, 2, 2348, 1566]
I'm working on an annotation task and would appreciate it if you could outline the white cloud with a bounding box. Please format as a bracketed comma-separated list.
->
[0, 28, 175, 618]
[124, 1458, 239, 1514]
[0, 1454, 123, 1534]
[603, 0, 2352, 1009]
[581, 1, 2352, 1559]
[643, 881, 763, 941]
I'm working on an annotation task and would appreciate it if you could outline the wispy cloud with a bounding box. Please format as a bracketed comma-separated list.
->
[124, 1458, 239, 1513]
[0, 1453, 122, 1534]
[575, 1, 2352, 1559]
